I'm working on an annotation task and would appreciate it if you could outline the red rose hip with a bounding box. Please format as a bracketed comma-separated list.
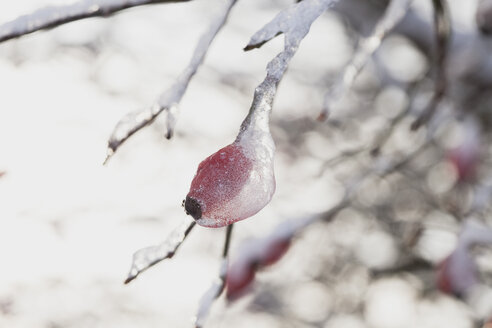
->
[184, 106, 276, 227]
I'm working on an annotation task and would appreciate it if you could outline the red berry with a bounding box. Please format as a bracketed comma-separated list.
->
[436, 257, 453, 295]
[184, 138, 275, 227]
[225, 259, 256, 301]
[447, 119, 481, 183]
[259, 238, 291, 266]
[448, 147, 479, 182]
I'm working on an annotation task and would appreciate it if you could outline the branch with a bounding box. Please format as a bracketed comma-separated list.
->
[104, 0, 237, 163]
[194, 224, 233, 328]
[370, 96, 413, 156]
[124, 218, 196, 284]
[410, 0, 451, 130]
[239, 0, 339, 132]
[0, 0, 190, 44]
[371, 257, 433, 277]
[244, 0, 339, 52]
[318, 0, 413, 121]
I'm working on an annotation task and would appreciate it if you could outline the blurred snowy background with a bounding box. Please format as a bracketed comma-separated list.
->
[0, 0, 491, 327]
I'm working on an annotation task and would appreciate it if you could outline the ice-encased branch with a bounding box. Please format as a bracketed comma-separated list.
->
[411, 0, 451, 130]
[238, 0, 339, 135]
[319, 0, 412, 120]
[104, 0, 237, 163]
[194, 224, 233, 328]
[0, 0, 190, 43]
[124, 218, 196, 284]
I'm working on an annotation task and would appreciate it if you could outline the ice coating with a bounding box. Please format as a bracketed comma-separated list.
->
[0, 0, 191, 43]
[185, 134, 275, 228]
[104, 0, 237, 161]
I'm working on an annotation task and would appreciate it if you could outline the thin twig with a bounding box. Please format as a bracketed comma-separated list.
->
[318, 0, 413, 121]
[370, 105, 411, 156]
[411, 0, 451, 130]
[194, 224, 233, 328]
[104, 0, 237, 163]
[0, 0, 190, 44]
[371, 257, 433, 277]
[317, 146, 366, 176]
[124, 218, 196, 284]
[322, 140, 431, 223]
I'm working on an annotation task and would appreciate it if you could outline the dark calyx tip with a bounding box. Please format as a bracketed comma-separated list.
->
[184, 196, 202, 220]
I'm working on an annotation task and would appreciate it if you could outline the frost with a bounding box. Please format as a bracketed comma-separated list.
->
[124, 218, 196, 284]
[244, 0, 340, 55]
[240, 0, 340, 134]
[194, 224, 233, 328]
[0, 0, 191, 43]
[194, 259, 228, 328]
[104, 0, 237, 163]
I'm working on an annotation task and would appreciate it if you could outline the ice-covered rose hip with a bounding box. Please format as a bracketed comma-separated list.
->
[184, 96, 276, 228]
[225, 218, 309, 301]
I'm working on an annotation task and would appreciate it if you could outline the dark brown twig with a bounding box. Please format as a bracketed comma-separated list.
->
[124, 218, 196, 284]
[411, 0, 451, 130]
[0, 0, 190, 44]
[194, 224, 233, 328]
